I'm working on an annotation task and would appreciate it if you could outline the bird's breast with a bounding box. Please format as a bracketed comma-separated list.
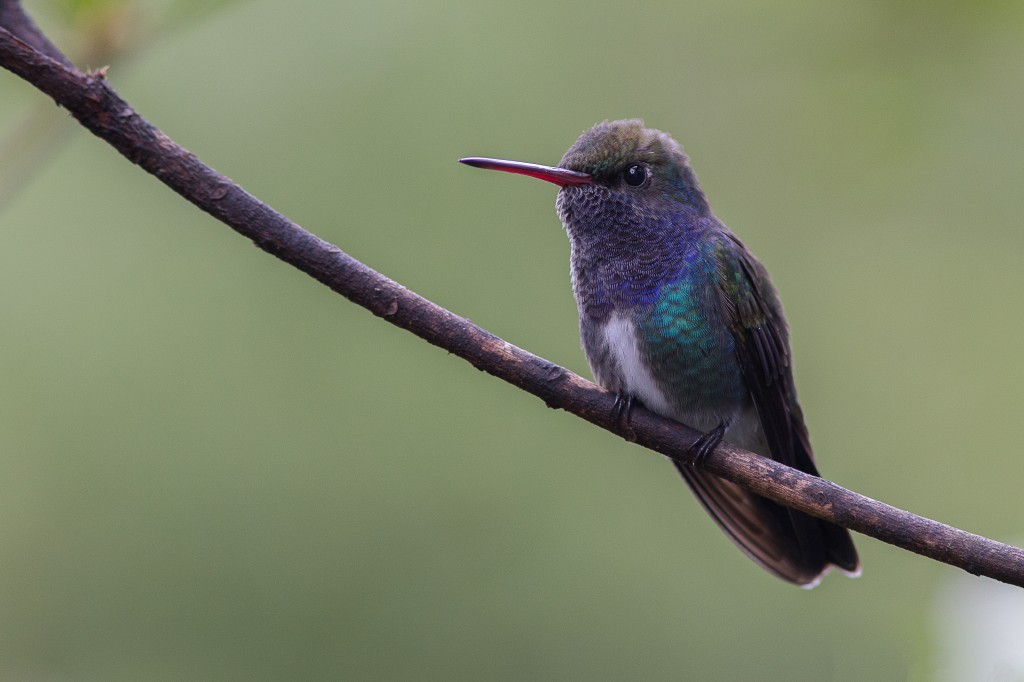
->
[583, 273, 747, 425]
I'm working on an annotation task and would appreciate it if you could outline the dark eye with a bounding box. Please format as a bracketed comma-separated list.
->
[623, 163, 647, 187]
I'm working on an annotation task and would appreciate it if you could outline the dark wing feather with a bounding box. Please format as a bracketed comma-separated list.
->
[672, 233, 858, 585]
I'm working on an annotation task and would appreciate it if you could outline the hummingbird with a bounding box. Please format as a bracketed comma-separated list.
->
[460, 119, 860, 587]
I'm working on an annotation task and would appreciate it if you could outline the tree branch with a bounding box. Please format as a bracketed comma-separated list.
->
[1, 14, 1022, 587]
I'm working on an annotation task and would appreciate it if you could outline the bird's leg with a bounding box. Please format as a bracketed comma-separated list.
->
[611, 392, 638, 442]
[688, 420, 728, 467]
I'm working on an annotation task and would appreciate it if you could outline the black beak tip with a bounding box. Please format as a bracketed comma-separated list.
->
[459, 157, 494, 169]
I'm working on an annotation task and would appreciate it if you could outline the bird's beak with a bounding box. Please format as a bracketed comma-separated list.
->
[459, 157, 592, 187]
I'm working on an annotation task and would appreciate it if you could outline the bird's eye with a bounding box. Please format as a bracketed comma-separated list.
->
[623, 164, 647, 187]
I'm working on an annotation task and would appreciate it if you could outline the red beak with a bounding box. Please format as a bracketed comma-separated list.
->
[459, 157, 592, 187]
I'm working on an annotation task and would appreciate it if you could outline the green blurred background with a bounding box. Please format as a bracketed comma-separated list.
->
[2, 0, 1024, 679]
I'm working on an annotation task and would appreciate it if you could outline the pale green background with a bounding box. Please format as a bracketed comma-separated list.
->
[2, 0, 1023, 679]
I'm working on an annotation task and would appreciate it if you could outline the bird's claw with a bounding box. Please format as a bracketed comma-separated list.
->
[611, 393, 638, 442]
[688, 421, 727, 467]
[611, 393, 634, 426]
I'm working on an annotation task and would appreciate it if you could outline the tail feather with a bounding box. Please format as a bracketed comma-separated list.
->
[672, 457, 858, 587]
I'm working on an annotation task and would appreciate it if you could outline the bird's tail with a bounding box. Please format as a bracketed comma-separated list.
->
[672, 459, 859, 587]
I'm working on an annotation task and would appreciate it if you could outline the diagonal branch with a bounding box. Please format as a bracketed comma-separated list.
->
[1, 15, 1022, 587]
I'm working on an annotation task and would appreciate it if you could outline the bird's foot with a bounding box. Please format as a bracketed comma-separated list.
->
[611, 393, 634, 425]
[611, 393, 637, 442]
[688, 421, 727, 467]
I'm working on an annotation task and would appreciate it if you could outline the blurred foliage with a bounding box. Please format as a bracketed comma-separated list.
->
[0, 0, 247, 211]
[2, 0, 1024, 679]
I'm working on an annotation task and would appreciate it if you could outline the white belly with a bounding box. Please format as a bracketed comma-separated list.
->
[597, 313, 674, 417]
[595, 312, 766, 455]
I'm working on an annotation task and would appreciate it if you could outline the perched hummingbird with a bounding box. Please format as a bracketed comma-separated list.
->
[461, 119, 860, 587]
